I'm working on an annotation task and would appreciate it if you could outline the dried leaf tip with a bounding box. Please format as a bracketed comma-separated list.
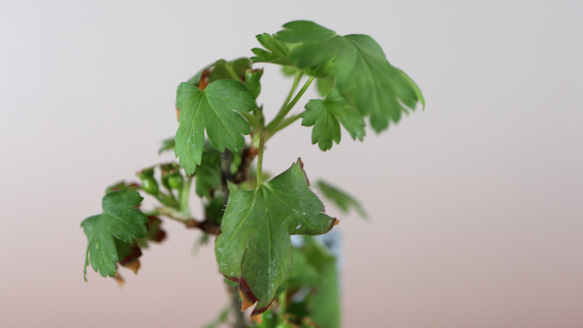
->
[198, 68, 211, 91]
[114, 271, 125, 288]
[250, 313, 263, 324]
[326, 218, 339, 233]
[239, 288, 256, 312]
[123, 259, 141, 275]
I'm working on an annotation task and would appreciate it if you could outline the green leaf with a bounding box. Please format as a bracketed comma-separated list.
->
[158, 137, 175, 155]
[81, 190, 149, 280]
[316, 77, 335, 97]
[396, 67, 425, 108]
[105, 180, 140, 194]
[204, 196, 226, 225]
[115, 238, 142, 267]
[315, 180, 368, 219]
[174, 80, 257, 174]
[275, 20, 424, 132]
[303, 237, 340, 328]
[276, 20, 337, 43]
[229, 57, 253, 79]
[302, 89, 366, 151]
[281, 66, 297, 76]
[215, 160, 337, 316]
[280, 247, 321, 292]
[251, 33, 293, 65]
[244, 68, 263, 99]
[194, 143, 223, 199]
[209, 58, 251, 82]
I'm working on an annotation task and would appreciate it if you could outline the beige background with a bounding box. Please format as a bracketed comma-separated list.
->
[1, 0, 582, 327]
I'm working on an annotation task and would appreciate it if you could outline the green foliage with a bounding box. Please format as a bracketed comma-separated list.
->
[302, 237, 340, 328]
[209, 58, 251, 83]
[316, 179, 368, 218]
[158, 137, 175, 155]
[251, 33, 292, 65]
[215, 160, 336, 316]
[174, 80, 257, 174]
[81, 19, 424, 327]
[282, 247, 321, 291]
[302, 89, 366, 151]
[244, 68, 264, 99]
[81, 190, 148, 279]
[194, 143, 223, 199]
[255, 20, 424, 132]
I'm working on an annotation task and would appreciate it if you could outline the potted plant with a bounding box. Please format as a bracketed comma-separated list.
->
[81, 20, 424, 328]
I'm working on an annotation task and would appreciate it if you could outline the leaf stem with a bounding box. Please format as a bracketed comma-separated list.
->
[282, 71, 303, 111]
[155, 206, 193, 222]
[277, 290, 287, 324]
[166, 188, 179, 205]
[269, 113, 303, 137]
[266, 75, 314, 134]
[178, 176, 193, 215]
[241, 112, 260, 130]
[256, 127, 266, 185]
[155, 193, 178, 208]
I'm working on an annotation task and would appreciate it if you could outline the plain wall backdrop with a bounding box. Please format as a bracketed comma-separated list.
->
[1, 0, 582, 327]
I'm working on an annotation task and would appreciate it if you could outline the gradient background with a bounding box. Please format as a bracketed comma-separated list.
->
[1, 0, 582, 327]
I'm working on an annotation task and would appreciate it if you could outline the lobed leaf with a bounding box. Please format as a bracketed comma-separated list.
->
[158, 137, 175, 155]
[174, 80, 257, 174]
[273, 20, 424, 132]
[81, 190, 149, 280]
[302, 89, 365, 151]
[302, 237, 340, 328]
[251, 33, 293, 65]
[315, 180, 368, 219]
[194, 142, 223, 199]
[215, 160, 337, 317]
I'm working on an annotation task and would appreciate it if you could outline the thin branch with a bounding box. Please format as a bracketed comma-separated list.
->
[155, 207, 221, 235]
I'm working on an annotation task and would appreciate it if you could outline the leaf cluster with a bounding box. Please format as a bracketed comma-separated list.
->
[81, 19, 425, 327]
[252, 20, 425, 150]
[216, 160, 336, 316]
[81, 189, 166, 280]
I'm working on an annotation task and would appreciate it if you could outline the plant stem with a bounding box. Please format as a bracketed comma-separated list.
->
[165, 186, 179, 205]
[155, 206, 193, 222]
[178, 176, 193, 215]
[282, 71, 302, 111]
[155, 193, 178, 208]
[256, 127, 266, 185]
[266, 74, 314, 133]
[268, 113, 303, 138]
[277, 290, 287, 325]
[241, 112, 261, 130]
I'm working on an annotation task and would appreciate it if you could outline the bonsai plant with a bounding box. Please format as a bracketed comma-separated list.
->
[81, 20, 424, 328]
